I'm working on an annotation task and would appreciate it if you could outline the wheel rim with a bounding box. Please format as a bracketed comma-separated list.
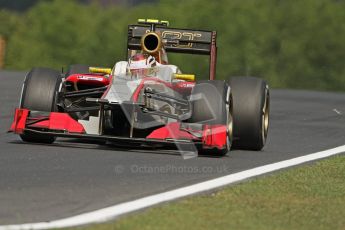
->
[226, 87, 233, 151]
[261, 86, 270, 144]
[227, 102, 233, 151]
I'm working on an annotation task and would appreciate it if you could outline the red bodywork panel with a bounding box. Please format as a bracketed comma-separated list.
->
[66, 74, 110, 88]
[147, 122, 197, 140]
[147, 122, 227, 149]
[202, 125, 227, 149]
[9, 109, 227, 151]
[172, 81, 195, 95]
[10, 109, 85, 134]
[10, 109, 29, 134]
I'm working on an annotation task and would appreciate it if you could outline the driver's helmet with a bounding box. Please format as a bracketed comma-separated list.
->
[128, 53, 157, 77]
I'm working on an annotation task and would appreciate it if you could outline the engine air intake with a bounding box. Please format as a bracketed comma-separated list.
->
[141, 32, 162, 54]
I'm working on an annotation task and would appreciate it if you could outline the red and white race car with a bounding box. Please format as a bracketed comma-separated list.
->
[9, 19, 270, 156]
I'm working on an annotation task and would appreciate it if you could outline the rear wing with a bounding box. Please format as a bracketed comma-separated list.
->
[127, 24, 218, 80]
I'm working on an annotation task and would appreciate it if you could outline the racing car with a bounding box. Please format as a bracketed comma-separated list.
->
[9, 19, 270, 156]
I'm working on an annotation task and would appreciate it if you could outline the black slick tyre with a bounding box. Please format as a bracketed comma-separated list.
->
[20, 67, 62, 143]
[229, 77, 269, 150]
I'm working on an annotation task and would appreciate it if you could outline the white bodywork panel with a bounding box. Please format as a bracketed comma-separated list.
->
[104, 65, 176, 104]
[78, 115, 100, 134]
[112, 61, 128, 76]
[103, 76, 141, 104]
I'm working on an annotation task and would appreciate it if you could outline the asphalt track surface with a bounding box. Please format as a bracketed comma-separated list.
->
[1, 70, 345, 225]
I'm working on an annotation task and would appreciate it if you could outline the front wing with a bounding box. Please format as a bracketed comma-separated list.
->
[9, 108, 228, 153]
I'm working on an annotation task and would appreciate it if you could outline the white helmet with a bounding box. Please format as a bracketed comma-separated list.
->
[128, 53, 156, 71]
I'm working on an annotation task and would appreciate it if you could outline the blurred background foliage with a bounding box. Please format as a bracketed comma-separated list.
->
[0, 0, 344, 91]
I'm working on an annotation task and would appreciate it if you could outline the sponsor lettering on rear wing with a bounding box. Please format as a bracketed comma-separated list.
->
[128, 25, 216, 55]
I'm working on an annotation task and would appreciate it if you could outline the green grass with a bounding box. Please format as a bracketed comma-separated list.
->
[81, 155, 345, 230]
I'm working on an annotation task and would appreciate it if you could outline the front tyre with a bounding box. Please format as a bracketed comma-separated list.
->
[189, 80, 233, 156]
[229, 77, 270, 150]
[20, 67, 62, 143]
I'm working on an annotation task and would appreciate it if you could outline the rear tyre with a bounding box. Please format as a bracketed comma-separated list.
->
[229, 77, 270, 150]
[189, 80, 233, 156]
[20, 68, 62, 143]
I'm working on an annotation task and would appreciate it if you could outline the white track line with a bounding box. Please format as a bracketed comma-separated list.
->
[2, 145, 345, 230]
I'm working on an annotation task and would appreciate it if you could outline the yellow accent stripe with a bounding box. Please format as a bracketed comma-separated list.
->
[147, 19, 159, 23]
[174, 74, 195, 81]
[137, 19, 170, 26]
[89, 67, 112, 75]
